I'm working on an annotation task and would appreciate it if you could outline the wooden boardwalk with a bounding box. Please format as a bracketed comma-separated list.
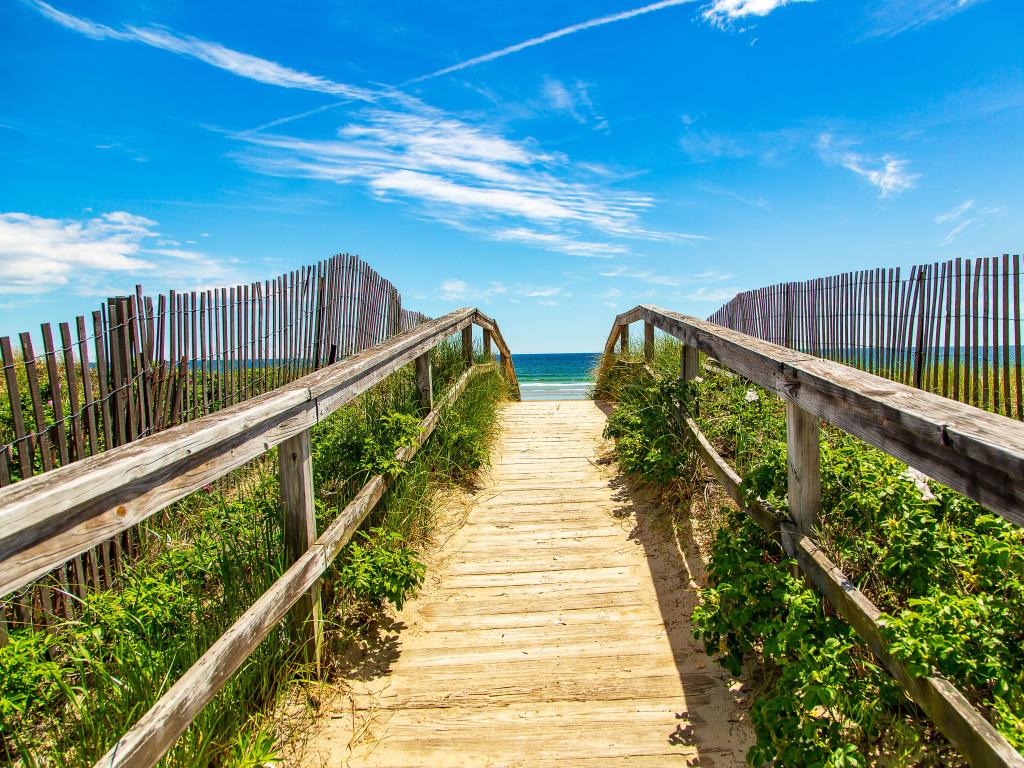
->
[302, 400, 750, 767]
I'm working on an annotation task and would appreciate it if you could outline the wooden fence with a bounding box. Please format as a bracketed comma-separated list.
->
[607, 305, 1024, 768]
[0, 253, 427, 631]
[708, 254, 1024, 418]
[0, 306, 518, 767]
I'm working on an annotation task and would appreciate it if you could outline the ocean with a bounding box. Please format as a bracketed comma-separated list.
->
[510, 352, 601, 401]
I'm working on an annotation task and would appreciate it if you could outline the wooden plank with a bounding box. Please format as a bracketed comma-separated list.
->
[1003, 254, 1012, 418]
[279, 428, 321, 668]
[1, 336, 33, 478]
[74, 318, 101, 458]
[198, 291, 208, 415]
[462, 324, 473, 366]
[983, 257, 991, 410]
[41, 324, 70, 467]
[20, 332, 53, 472]
[620, 304, 1024, 529]
[414, 351, 432, 412]
[954, 259, 963, 402]
[1015, 254, 1022, 420]
[786, 401, 820, 534]
[972, 258, 981, 406]
[118, 298, 138, 442]
[643, 320, 654, 362]
[943, 261, 953, 398]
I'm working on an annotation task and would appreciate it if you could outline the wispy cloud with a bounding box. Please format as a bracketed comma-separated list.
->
[29, 1, 715, 260]
[436, 278, 564, 305]
[599, 265, 732, 287]
[682, 285, 740, 302]
[491, 227, 627, 258]
[817, 133, 919, 198]
[936, 198, 974, 223]
[406, 0, 816, 84]
[0, 210, 237, 297]
[405, 0, 697, 84]
[678, 121, 804, 164]
[865, 0, 986, 37]
[26, 1, 374, 100]
[541, 77, 607, 130]
[934, 198, 1002, 245]
[234, 102, 701, 254]
[703, 0, 816, 28]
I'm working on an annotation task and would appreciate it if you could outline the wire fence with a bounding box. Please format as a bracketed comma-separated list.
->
[0, 252, 427, 633]
[708, 254, 1024, 419]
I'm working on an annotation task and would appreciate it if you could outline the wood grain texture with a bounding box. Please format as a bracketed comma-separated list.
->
[0, 308, 502, 597]
[302, 400, 751, 768]
[279, 429, 321, 668]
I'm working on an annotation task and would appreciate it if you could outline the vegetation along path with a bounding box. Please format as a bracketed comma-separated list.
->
[300, 399, 751, 767]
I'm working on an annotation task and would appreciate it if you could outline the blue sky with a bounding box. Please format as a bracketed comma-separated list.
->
[1, 0, 1021, 352]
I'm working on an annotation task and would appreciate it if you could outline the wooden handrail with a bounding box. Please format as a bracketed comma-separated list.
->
[607, 306, 1024, 768]
[94, 361, 495, 768]
[0, 307, 516, 597]
[607, 304, 1024, 529]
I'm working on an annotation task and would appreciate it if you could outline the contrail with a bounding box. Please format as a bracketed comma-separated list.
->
[404, 0, 695, 85]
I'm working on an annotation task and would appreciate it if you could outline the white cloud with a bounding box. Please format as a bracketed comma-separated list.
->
[866, 0, 986, 37]
[934, 198, 1002, 245]
[235, 102, 699, 253]
[28, 1, 373, 100]
[436, 278, 558, 304]
[541, 77, 605, 128]
[600, 266, 681, 286]
[31, 2, 710, 257]
[683, 286, 741, 302]
[439, 278, 470, 301]
[703, 0, 816, 26]
[491, 227, 626, 258]
[935, 199, 974, 223]
[0, 211, 236, 297]
[818, 133, 919, 198]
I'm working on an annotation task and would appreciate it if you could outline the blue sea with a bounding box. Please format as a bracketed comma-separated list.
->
[511, 353, 600, 401]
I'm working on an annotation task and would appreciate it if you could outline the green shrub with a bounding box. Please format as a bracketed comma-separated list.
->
[597, 346, 1023, 765]
[338, 528, 426, 611]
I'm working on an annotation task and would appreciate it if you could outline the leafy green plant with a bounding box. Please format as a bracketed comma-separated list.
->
[338, 528, 426, 611]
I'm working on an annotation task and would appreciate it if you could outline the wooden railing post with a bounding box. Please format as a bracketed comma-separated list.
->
[279, 428, 321, 669]
[785, 401, 821, 535]
[680, 345, 699, 382]
[462, 325, 473, 366]
[619, 324, 629, 354]
[483, 329, 492, 359]
[644, 321, 654, 363]
[415, 351, 433, 412]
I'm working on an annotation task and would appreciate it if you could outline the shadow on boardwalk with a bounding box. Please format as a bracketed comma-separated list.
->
[293, 399, 751, 767]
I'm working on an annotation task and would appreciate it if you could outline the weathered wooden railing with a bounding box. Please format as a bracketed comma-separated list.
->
[605, 304, 1024, 768]
[0, 307, 518, 768]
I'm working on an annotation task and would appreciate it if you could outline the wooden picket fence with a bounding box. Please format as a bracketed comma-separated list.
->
[709, 254, 1024, 419]
[0, 252, 425, 633]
